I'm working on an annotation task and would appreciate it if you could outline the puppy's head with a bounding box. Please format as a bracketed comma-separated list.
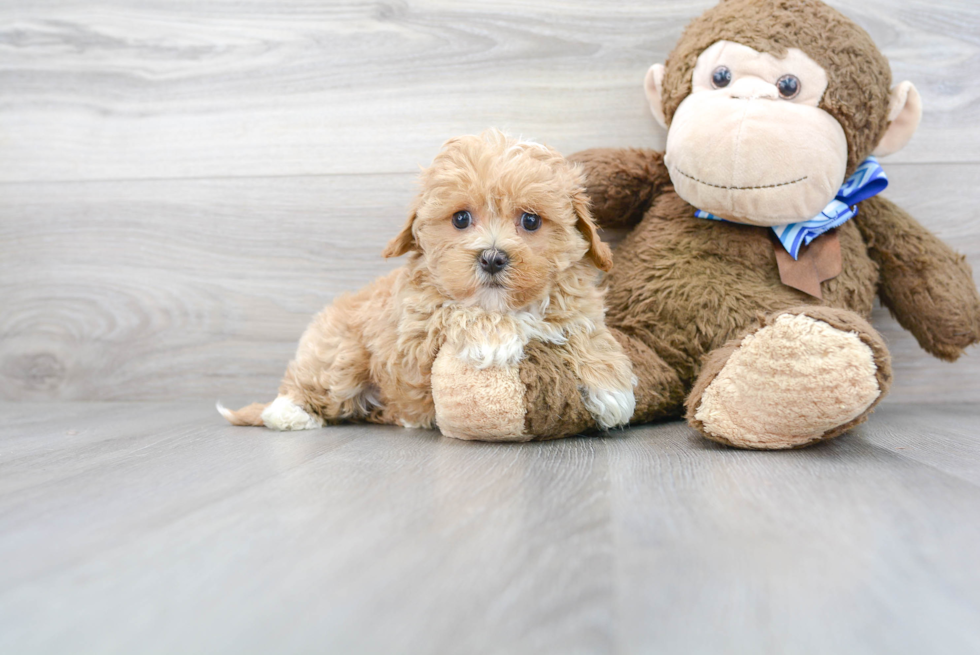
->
[383, 129, 611, 312]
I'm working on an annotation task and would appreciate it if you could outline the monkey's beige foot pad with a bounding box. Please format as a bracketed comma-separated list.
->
[431, 346, 532, 442]
[689, 313, 881, 450]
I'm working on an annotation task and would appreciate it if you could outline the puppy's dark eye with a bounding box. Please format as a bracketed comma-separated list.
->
[776, 74, 801, 99]
[452, 210, 471, 229]
[711, 66, 732, 89]
[520, 212, 541, 232]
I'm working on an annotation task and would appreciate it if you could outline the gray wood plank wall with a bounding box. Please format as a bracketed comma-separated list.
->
[1, 0, 978, 403]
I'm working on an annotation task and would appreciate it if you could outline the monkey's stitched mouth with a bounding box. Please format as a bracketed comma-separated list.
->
[673, 165, 808, 190]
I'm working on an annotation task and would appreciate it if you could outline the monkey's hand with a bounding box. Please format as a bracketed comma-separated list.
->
[568, 148, 672, 230]
[431, 339, 599, 442]
[430, 342, 530, 441]
[856, 196, 980, 361]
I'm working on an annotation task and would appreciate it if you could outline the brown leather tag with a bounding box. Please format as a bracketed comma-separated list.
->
[772, 230, 843, 299]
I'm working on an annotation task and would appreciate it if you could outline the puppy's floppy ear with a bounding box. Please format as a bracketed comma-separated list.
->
[572, 189, 613, 272]
[382, 199, 420, 259]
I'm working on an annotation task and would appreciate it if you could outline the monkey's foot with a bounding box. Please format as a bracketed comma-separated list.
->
[432, 340, 598, 442]
[686, 307, 892, 449]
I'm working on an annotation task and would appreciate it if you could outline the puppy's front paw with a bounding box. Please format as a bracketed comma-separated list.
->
[582, 382, 636, 430]
[261, 396, 323, 431]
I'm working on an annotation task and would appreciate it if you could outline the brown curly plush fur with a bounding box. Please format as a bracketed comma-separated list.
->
[517, 0, 980, 445]
[540, 144, 980, 443]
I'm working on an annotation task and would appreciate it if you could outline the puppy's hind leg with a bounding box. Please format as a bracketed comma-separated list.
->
[216, 396, 323, 431]
[268, 293, 377, 430]
[258, 395, 325, 431]
[220, 287, 380, 431]
[216, 397, 322, 430]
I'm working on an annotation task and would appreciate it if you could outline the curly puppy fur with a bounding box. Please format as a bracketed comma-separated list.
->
[219, 130, 635, 434]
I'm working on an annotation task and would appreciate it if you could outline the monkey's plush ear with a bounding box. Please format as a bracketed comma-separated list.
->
[382, 202, 419, 258]
[873, 81, 922, 157]
[573, 190, 613, 272]
[644, 63, 668, 129]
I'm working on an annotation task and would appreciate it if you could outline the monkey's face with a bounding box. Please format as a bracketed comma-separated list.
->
[659, 41, 848, 226]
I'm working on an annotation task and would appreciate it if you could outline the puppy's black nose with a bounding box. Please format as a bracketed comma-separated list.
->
[478, 248, 509, 275]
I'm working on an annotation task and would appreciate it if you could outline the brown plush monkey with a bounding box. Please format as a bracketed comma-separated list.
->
[432, 0, 980, 449]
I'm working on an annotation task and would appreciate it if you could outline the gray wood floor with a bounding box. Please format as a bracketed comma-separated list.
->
[3, 2, 980, 652]
[1, 402, 979, 654]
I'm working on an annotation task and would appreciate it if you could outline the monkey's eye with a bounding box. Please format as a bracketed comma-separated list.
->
[520, 212, 541, 232]
[452, 210, 471, 229]
[711, 66, 732, 88]
[776, 74, 801, 99]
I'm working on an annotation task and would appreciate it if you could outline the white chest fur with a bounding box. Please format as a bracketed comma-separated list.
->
[440, 303, 591, 369]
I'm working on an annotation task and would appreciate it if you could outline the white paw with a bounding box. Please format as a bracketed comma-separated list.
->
[261, 396, 323, 431]
[399, 418, 433, 429]
[582, 381, 637, 429]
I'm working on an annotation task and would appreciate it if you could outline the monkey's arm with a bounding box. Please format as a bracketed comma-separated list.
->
[569, 148, 672, 230]
[856, 196, 980, 361]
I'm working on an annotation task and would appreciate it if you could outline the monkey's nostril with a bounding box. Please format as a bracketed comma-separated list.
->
[478, 248, 509, 275]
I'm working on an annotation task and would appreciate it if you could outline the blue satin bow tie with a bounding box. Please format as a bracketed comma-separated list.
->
[694, 156, 889, 260]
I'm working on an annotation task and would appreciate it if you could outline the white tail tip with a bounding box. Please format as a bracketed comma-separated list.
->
[215, 400, 234, 421]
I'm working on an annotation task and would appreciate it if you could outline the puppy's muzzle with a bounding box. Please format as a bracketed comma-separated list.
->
[478, 248, 509, 275]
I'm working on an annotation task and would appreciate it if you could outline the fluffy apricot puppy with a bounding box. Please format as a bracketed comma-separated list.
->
[219, 130, 635, 439]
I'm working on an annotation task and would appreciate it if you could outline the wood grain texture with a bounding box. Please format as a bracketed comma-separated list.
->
[0, 0, 978, 183]
[0, 402, 978, 654]
[1, 164, 977, 402]
[2, 4, 979, 650]
[0, 173, 411, 400]
[1, 0, 979, 402]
